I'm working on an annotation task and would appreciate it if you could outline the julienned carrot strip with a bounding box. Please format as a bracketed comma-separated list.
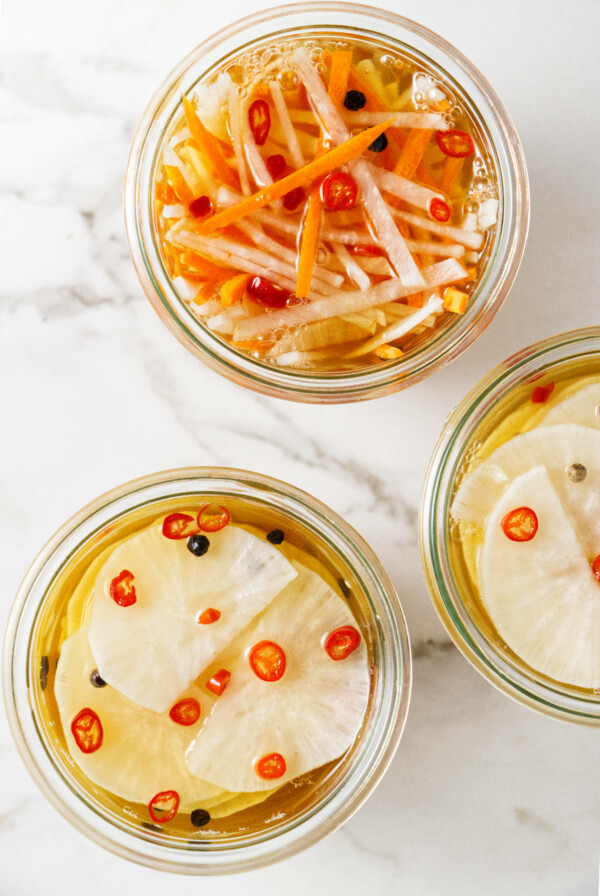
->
[195, 115, 396, 237]
[439, 156, 465, 197]
[296, 51, 352, 299]
[163, 165, 194, 204]
[180, 251, 234, 281]
[394, 129, 434, 179]
[182, 96, 239, 190]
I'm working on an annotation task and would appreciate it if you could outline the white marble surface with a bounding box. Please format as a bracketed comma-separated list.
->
[1, 0, 600, 892]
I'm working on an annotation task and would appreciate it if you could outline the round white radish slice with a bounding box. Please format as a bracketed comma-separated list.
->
[89, 522, 297, 712]
[540, 382, 600, 428]
[186, 563, 370, 792]
[480, 466, 600, 688]
[55, 629, 224, 808]
[451, 424, 600, 557]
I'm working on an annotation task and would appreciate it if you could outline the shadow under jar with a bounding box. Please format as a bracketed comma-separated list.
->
[3, 467, 411, 873]
[125, 2, 529, 403]
[420, 328, 600, 724]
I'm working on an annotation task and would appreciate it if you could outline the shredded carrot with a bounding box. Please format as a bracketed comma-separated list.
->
[182, 96, 239, 190]
[220, 273, 248, 307]
[394, 129, 434, 180]
[296, 51, 352, 299]
[232, 338, 273, 353]
[406, 292, 424, 308]
[156, 182, 177, 204]
[163, 165, 194, 204]
[193, 281, 219, 305]
[195, 115, 397, 236]
[374, 344, 403, 360]
[439, 156, 465, 197]
[443, 286, 469, 313]
[466, 265, 478, 281]
[179, 251, 233, 281]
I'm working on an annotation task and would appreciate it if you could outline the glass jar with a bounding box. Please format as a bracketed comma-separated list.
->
[124, 2, 529, 403]
[420, 328, 600, 724]
[3, 467, 411, 872]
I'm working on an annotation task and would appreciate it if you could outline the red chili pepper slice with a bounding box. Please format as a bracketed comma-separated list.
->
[249, 640, 286, 682]
[162, 513, 199, 540]
[206, 669, 231, 696]
[256, 752, 286, 780]
[501, 507, 538, 542]
[169, 698, 201, 726]
[320, 171, 359, 211]
[248, 99, 271, 146]
[109, 569, 137, 607]
[148, 790, 180, 824]
[283, 187, 305, 211]
[347, 245, 385, 257]
[247, 276, 290, 308]
[325, 626, 361, 661]
[266, 154, 287, 180]
[531, 382, 554, 404]
[198, 607, 221, 624]
[435, 129, 475, 158]
[189, 195, 213, 218]
[591, 555, 600, 582]
[71, 708, 103, 754]
[197, 504, 231, 532]
[429, 197, 451, 223]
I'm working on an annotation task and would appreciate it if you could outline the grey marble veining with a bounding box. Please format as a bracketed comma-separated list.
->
[2, 0, 600, 893]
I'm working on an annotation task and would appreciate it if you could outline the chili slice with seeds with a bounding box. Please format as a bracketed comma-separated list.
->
[531, 382, 554, 403]
[198, 608, 221, 624]
[592, 555, 600, 583]
[169, 698, 201, 726]
[162, 513, 199, 540]
[71, 708, 103, 754]
[249, 640, 286, 682]
[325, 626, 361, 661]
[436, 129, 474, 158]
[148, 790, 180, 824]
[197, 504, 231, 532]
[206, 669, 231, 696]
[500, 507, 538, 542]
[109, 569, 137, 607]
[256, 752, 286, 779]
[248, 99, 271, 146]
[321, 171, 358, 211]
[348, 245, 385, 257]
[429, 198, 452, 223]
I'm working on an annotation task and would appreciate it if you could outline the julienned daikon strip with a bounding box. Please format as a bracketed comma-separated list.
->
[269, 317, 373, 356]
[343, 294, 444, 358]
[287, 109, 448, 130]
[171, 231, 299, 294]
[193, 114, 396, 237]
[291, 49, 424, 288]
[393, 209, 484, 250]
[331, 243, 371, 291]
[233, 259, 466, 341]
[174, 230, 335, 298]
[236, 219, 342, 290]
[370, 165, 445, 214]
[227, 81, 251, 196]
[269, 79, 304, 169]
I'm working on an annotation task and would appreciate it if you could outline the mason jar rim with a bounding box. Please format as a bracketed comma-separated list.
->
[419, 327, 600, 725]
[3, 466, 411, 873]
[124, 1, 529, 403]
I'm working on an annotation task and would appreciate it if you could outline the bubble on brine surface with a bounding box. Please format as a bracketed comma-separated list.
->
[464, 199, 479, 214]
[379, 54, 396, 67]
[278, 69, 300, 90]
